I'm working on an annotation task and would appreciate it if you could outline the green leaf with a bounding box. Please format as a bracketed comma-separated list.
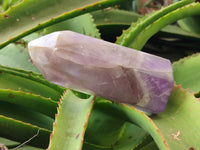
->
[151, 85, 200, 150]
[2, 0, 22, 11]
[45, 13, 100, 38]
[0, 137, 45, 149]
[0, 101, 54, 130]
[85, 106, 126, 147]
[129, 2, 200, 50]
[173, 0, 200, 34]
[0, 137, 19, 148]
[84, 98, 148, 150]
[11, 145, 45, 150]
[178, 16, 200, 34]
[0, 0, 125, 49]
[113, 122, 148, 150]
[92, 8, 200, 42]
[0, 65, 64, 100]
[83, 143, 112, 150]
[0, 44, 39, 72]
[0, 115, 51, 148]
[92, 8, 141, 41]
[138, 141, 158, 150]
[116, 0, 194, 48]
[173, 53, 200, 93]
[0, 89, 58, 118]
[87, 84, 200, 149]
[90, 100, 168, 150]
[92, 8, 141, 26]
[48, 90, 94, 150]
[157, 25, 200, 40]
[134, 135, 157, 150]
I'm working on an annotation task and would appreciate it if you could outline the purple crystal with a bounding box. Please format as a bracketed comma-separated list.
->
[28, 31, 174, 114]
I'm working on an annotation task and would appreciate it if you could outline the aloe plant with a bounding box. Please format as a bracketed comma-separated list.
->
[0, 0, 200, 149]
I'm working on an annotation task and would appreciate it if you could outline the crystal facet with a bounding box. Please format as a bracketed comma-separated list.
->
[28, 31, 174, 113]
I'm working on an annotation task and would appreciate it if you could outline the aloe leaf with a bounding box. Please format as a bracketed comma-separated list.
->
[131, 2, 200, 50]
[12, 145, 45, 150]
[0, 137, 19, 148]
[157, 25, 200, 40]
[92, 8, 141, 26]
[83, 143, 112, 150]
[173, 0, 200, 34]
[11, 145, 45, 150]
[0, 101, 54, 130]
[0, 115, 51, 148]
[173, 53, 200, 94]
[151, 85, 200, 149]
[0, 137, 45, 150]
[23, 33, 43, 43]
[92, 8, 141, 41]
[0, 44, 39, 72]
[88, 84, 200, 149]
[0, 32, 45, 72]
[0, 89, 57, 118]
[112, 122, 148, 150]
[0, 31, 45, 73]
[116, 0, 194, 47]
[84, 102, 147, 149]
[134, 135, 156, 150]
[45, 13, 100, 38]
[138, 142, 158, 150]
[85, 108, 127, 147]
[0, 65, 64, 100]
[178, 16, 200, 34]
[92, 100, 168, 150]
[2, 0, 22, 11]
[92, 8, 200, 42]
[0, 0, 125, 49]
[48, 90, 94, 150]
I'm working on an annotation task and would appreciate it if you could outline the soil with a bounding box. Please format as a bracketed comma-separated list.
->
[138, 0, 173, 15]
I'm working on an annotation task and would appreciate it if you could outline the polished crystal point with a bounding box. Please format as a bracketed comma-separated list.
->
[28, 31, 174, 114]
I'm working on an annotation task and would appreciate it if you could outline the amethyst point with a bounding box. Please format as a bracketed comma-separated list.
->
[28, 31, 174, 114]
